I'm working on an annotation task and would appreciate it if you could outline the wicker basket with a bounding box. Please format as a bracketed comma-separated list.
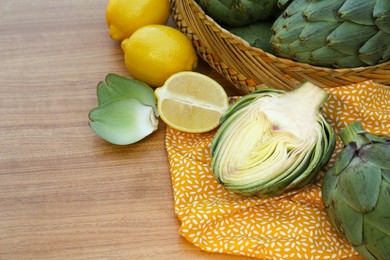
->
[170, 0, 390, 93]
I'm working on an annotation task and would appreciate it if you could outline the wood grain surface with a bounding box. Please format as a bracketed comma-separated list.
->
[0, 1, 362, 259]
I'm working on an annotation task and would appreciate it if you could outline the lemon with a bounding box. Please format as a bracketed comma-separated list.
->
[121, 25, 198, 87]
[155, 71, 229, 133]
[106, 0, 170, 41]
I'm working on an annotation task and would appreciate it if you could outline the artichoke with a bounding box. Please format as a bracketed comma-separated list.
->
[270, 0, 390, 68]
[195, 0, 279, 27]
[210, 82, 335, 197]
[322, 122, 390, 260]
[228, 21, 275, 53]
[88, 74, 159, 145]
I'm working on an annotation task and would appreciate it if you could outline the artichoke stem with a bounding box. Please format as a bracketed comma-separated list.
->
[284, 81, 329, 112]
[339, 121, 365, 145]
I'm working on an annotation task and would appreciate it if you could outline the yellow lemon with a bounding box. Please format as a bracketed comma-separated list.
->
[106, 0, 170, 41]
[155, 71, 229, 133]
[121, 25, 198, 87]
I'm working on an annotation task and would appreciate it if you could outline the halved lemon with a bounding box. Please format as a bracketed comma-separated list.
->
[155, 71, 229, 133]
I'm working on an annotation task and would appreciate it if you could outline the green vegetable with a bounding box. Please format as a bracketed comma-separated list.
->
[270, 0, 390, 68]
[228, 21, 274, 53]
[322, 121, 390, 260]
[210, 82, 335, 197]
[277, 0, 293, 9]
[88, 74, 158, 145]
[195, 0, 279, 27]
[97, 73, 158, 116]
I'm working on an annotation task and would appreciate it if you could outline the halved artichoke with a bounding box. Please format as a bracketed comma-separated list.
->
[210, 82, 335, 197]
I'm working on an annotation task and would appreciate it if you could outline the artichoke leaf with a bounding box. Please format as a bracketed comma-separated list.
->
[335, 157, 382, 213]
[286, 39, 311, 55]
[339, 0, 376, 25]
[363, 220, 390, 260]
[354, 244, 377, 260]
[335, 56, 367, 69]
[97, 73, 158, 116]
[292, 51, 312, 65]
[296, 22, 339, 50]
[283, 0, 308, 17]
[373, 0, 390, 18]
[375, 14, 390, 35]
[322, 166, 338, 208]
[327, 21, 378, 56]
[374, 0, 390, 34]
[277, 0, 292, 9]
[197, 0, 279, 27]
[359, 143, 390, 169]
[365, 178, 390, 237]
[310, 46, 348, 67]
[383, 45, 390, 62]
[326, 201, 342, 234]
[366, 133, 388, 144]
[383, 169, 390, 183]
[288, 123, 335, 187]
[320, 119, 338, 168]
[359, 31, 390, 65]
[280, 151, 319, 191]
[228, 22, 274, 53]
[303, 0, 344, 22]
[197, 0, 232, 24]
[272, 12, 307, 46]
[332, 142, 356, 175]
[89, 98, 158, 145]
[339, 121, 371, 147]
[333, 195, 364, 246]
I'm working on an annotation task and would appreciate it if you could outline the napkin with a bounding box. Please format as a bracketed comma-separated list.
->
[165, 81, 390, 259]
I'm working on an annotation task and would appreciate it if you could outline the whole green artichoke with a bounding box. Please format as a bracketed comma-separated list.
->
[322, 121, 390, 260]
[195, 0, 279, 27]
[270, 0, 390, 68]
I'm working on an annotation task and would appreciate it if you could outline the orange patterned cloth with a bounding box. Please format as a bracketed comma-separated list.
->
[165, 81, 390, 259]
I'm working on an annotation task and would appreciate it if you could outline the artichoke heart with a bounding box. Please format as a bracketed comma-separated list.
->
[211, 82, 335, 197]
[322, 121, 390, 260]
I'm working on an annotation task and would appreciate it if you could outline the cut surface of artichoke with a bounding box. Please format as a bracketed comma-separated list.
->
[89, 98, 158, 145]
[88, 73, 159, 145]
[211, 82, 335, 197]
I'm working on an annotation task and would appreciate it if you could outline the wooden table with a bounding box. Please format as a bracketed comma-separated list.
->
[0, 1, 362, 259]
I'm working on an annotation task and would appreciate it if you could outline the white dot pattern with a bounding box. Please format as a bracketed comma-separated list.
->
[165, 81, 390, 259]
